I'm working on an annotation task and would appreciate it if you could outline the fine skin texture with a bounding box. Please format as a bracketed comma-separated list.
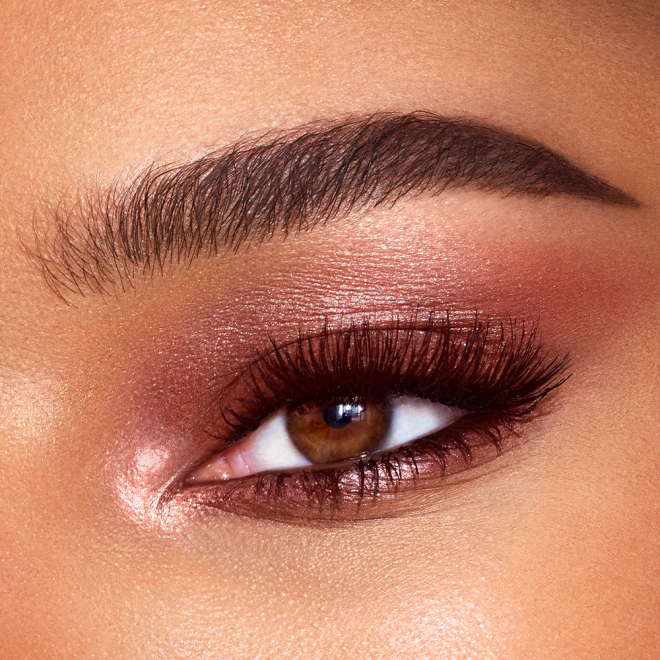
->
[0, 1, 659, 658]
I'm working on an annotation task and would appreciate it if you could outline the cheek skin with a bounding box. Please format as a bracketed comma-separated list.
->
[100, 220, 646, 532]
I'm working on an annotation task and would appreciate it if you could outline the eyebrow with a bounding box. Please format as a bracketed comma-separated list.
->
[31, 111, 637, 300]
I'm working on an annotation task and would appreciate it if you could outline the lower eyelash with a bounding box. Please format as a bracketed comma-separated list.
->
[173, 312, 570, 522]
[180, 409, 524, 522]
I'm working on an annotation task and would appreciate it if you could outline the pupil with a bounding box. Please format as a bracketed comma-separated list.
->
[323, 404, 355, 429]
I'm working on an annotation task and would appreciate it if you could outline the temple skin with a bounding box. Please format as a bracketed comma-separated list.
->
[0, 1, 660, 659]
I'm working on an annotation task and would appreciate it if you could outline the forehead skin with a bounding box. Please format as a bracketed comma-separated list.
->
[0, 1, 659, 659]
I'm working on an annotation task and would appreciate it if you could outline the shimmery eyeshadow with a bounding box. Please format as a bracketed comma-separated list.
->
[100, 194, 645, 528]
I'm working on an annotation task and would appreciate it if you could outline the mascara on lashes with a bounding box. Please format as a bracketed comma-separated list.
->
[170, 314, 570, 522]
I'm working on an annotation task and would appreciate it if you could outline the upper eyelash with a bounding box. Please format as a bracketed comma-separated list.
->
[205, 312, 571, 448]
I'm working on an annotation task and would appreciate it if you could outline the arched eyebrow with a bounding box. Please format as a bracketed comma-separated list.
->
[32, 111, 637, 301]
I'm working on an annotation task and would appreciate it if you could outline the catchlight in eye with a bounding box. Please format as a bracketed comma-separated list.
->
[287, 400, 391, 463]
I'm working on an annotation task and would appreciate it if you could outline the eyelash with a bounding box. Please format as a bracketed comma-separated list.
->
[177, 313, 570, 522]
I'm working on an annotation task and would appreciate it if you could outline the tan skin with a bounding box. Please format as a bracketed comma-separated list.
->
[1, 1, 660, 658]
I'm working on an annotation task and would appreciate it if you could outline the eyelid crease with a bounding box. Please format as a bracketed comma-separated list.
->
[28, 111, 637, 302]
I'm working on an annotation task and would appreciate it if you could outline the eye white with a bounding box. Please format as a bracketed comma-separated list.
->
[380, 395, 464, 450]
[188, 396, 465, 483]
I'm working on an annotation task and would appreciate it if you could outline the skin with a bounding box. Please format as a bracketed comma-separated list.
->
[1, 0, 659, 657]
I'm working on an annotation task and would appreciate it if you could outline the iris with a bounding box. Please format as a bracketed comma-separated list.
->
[287, 400, 392, 463]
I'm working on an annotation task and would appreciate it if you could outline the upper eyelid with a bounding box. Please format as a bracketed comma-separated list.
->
[202, 314, 570, 448]
[29, 111, 637, 303]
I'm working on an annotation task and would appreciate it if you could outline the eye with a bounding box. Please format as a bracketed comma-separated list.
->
[176, 315, 570, 522]
[187, 396, 466, 483]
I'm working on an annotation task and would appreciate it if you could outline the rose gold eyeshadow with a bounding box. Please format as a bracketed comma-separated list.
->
[99, 198, 647, 527]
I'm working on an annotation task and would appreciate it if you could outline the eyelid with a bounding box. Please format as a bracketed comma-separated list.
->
[172, 313, 570, 522]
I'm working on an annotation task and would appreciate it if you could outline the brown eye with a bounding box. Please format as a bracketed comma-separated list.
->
[285, 400, 392, 463]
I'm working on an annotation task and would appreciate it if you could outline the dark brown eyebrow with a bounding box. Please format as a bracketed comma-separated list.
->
[30, 111, 637, 301]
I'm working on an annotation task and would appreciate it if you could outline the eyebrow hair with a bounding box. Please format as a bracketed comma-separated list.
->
[31, 111, 637, 301]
